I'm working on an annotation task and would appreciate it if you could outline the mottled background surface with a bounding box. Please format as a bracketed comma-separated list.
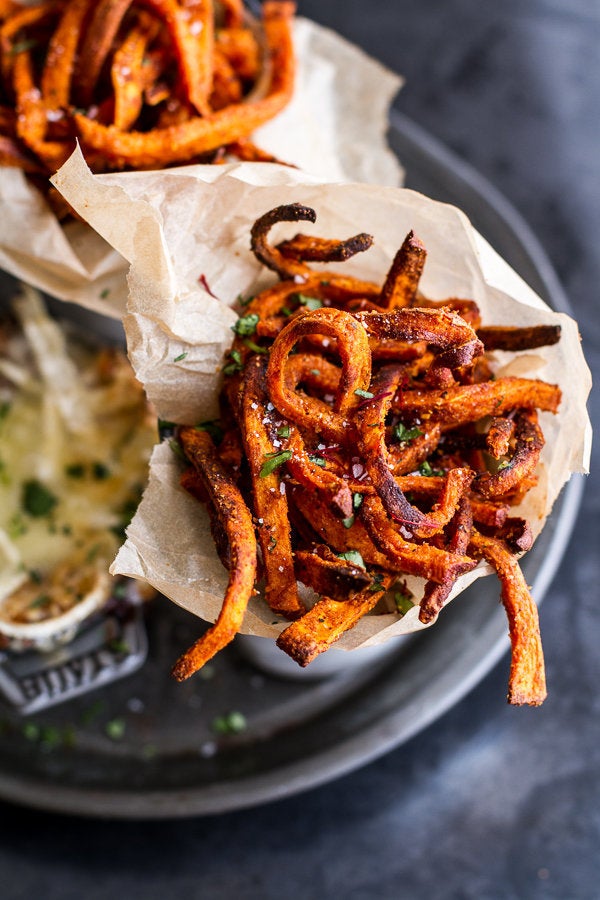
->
[1, 2, 598, 898]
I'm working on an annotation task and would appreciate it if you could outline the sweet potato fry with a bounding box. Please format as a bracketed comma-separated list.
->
[469, 530, 546, 705]
[172, 427, 257, 680]
[294, 545, 372, 601]
[477, 324, 561, 352]
[276, 575, 394, 666]
[379, 230, 426, 309]
[241, 354, 304, 619]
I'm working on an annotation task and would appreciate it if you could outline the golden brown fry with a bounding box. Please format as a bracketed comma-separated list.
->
[395, 377, 561, 427]
[241, 354, 304, 619]
[277, 231, 374, 264]
[379, 230, 426, 309]
[172, 427, 257, 680]
[469, 530, 546, 706]
[477, 324, 561, 352]
[276, 575, 393, 666]
[267, 307, 371, 444]
[419, 496, 473, 623]
[294, 545, 372, 601]
[74, 0, 296, 167]
[361, 494, 476, 583]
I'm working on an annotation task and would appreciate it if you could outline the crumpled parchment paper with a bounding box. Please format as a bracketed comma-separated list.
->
[51, 154, 592, 649]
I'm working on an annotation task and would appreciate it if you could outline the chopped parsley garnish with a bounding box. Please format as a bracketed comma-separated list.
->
[65, 462, 85, 478]
[394, 423, 423, 444]
[352, 492, 363, 510]
[296, 294, 323, 311]
[308, 454, 326, 467]
[105, 718, 126, 740]
[237, 293, 254, 307]
[277, 425, 290, 438]
[29, 594, 51, 610]
[354, 389, 374, 400]
[336, 550, 366, 569]
[195, 419, 224, 444]
[232, 313, 260, 336]
[169, 438, 186, 461]
[394, 591, 415, 615]
[223, 349, 243, 375]
[268, 536, 278, 552]
[22, 480, 58, 518]
[108, 638, 130, 655]
[342, 515, 355, 529]
[10, 38, 38, 56]
[368, 573, 385, 593]
[8, 513, 27, 539]
[92, 461, 111, 480]
[99, 287, 111, 299]
[212, 711, 247, 735]
[243, 338, 267, 354]
[259, 450, 292, 478]
[419, 460, 444, 477]
[173, 351, 188, 362]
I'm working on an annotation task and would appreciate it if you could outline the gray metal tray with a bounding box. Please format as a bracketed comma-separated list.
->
[0, 113, 582, 818]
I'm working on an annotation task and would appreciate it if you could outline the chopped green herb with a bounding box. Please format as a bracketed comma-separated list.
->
[496, 460, 510, 471]
[212, 710, 247, 735]
[28, 594, 51, 610]
[277, 425, 290, 438]
[195, 419, 224, 444]
[308, 454, 326, 468]
[419, 460, 444, 478]
[23, 722, 40, 741]
[352, 492, 363, 510]
[368, 573, 385, 593]
[310, 369, 320, 376]
[28, 569, 42, 584]
[105, 718, 126, 740]
[354, 389, 374, 400]
[10, 38, 38, 56]
[243, 338, 267, 354]
[296, 294, 323, 311]
[99, 287, 111, 299]
[39, 726, 62, 750]
[232, 313, 260, 336]
[268, 536, 278, 552]
[86, 544, 102, 564]
[65, 462, 85, 478]
[223, 349, 243, 375]
[108, 638, 130, 655]
[259, 450, 292, 477]
[173, 351, 188, 362]
[281, 306, 293, 317]
[8, 513, 27, 539]
[169, 438, 186, 460]
[394, 591, 415, 615]
[0, 401, 11, 422]
[342, 515, 355, 529]
[237, 293, 254, 307]
[92, 461, 111, 480]
[22, 480, 58, 518]
[394, 423, 423, 444]
[336, 550, 366, 569]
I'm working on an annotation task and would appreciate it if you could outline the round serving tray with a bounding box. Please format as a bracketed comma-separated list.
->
[0, 112, 583, 818]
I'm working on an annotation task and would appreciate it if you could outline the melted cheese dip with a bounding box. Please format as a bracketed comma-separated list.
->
[0, 288, 156, 629]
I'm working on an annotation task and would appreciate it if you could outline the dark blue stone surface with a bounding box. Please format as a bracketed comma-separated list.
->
[1, 2, 598, 897]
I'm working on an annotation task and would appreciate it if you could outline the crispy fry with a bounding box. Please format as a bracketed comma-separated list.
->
[477, 324, 561, 352]
[276, 575, 394, 666]
[266, 307, 371, 444]
[170, 207, 560, 705]
[469, 530, 546, 705]
[241, 354, 304, 619]
[0, 0, 296, 183]
[172, 427, 257, 680]
[379, 230, 426, 309]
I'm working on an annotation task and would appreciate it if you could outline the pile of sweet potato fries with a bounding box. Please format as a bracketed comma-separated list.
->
[0, 0, 294, 185]
[175, 203, 561, 705]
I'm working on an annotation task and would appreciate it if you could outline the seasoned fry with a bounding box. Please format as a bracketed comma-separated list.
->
[468, 530, 546, 706]
[172, 205, 561, 706]
[0, 0, 296, 185]
[172, 426, 257, 680]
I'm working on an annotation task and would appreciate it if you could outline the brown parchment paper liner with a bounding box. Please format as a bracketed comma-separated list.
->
[54, 157, 592, 651]
[0, 17, 402, 316]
